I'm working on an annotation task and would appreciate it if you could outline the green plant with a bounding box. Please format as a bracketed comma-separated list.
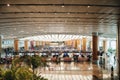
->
[10, 55, 48, 80]
[15, 67, 33, 80]
[0, 68, 4, 80]
[3, 70, 14, 80]
[33, 74, 48, 80]
[108, 48, 113, 53]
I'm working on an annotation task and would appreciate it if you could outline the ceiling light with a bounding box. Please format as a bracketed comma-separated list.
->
[67, 12, 70, 15]
[87, 6, 90, 8]
[20, 34, 84, 41]
[7, 4, 10, 7]
[54, 12, 57, 15]
[61, 5, 64, 8]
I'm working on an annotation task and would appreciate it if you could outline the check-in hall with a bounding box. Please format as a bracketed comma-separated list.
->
[0, 0, 120, 80]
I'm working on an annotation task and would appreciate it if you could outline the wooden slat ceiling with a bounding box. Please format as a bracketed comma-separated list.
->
[0, 0, 120, 39]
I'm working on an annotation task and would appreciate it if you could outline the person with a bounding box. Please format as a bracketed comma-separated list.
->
[98, 48, 104, 56]
[98, 48, 104, 64]
[63, 53, 69, 57]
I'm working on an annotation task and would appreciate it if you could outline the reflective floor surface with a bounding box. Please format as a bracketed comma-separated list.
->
[38, 62, 118, 80]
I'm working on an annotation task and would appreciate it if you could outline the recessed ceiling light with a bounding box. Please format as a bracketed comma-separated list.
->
[61, 5, 64, 8]
[7, 4, 10, 7]
[54, 12, 57, 15]
[87, 6, 90, 8]
[67, 12, 70, 14]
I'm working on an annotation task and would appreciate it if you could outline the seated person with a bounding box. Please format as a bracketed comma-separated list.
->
[55, 53, 59, 57]
[41, 53, 47, 57]
[52, 53, 56, 57]
[81, 54, 85, 58]
[63, 53, 69, 57]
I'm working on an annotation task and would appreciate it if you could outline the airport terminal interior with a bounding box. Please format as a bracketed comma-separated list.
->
[0, 0, 120, 80]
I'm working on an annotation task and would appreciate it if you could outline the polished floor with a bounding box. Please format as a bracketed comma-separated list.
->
[37, 61, 118, 80]
[1, 58, 118, 80]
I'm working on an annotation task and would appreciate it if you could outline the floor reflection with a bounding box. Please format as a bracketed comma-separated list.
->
[1, 61, 118, 80]
[38, 62, 118, 80]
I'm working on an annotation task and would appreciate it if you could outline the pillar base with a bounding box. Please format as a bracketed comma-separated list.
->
[92, 60, 98, 64]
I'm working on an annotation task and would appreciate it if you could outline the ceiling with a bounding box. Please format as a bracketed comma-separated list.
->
[0, 0, 120, 40]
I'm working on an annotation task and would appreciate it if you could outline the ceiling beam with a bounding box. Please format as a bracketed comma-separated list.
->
[0, 4, 120, 7]
[0, 17, 119, 20]
[0, 12, 120, 15]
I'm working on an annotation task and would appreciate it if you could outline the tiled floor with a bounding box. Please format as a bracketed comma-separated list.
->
[38, 62, 118, 80]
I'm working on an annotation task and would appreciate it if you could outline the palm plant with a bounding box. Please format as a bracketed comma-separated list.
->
[11, 55, 48, 80]
[0, 66, 33, 80]
[0, 55, 48, 80]
[15, 67, 33, 80]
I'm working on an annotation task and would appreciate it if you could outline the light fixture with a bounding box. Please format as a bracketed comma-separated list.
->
[20, 34, 84, 41]
[7, 4, 10, 7]
[67, 12, 70, 15]
[87, 6, 90, 8]
[61, 5, 64, 8]
[54, 12, 57, 15]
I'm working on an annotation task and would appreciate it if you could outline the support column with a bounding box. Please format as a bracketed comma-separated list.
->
[82, 37, 86, 52]
[24, 40, 28, 51]
[103, 40, 107, 52]
[38, 41, 40, 46]
[90, 41, 92, 50]
[0, 35, 2, 58]
[72, 40, 76, 48]
[36, 41, 39, 47]
[39, 41, 41, 46]
[92, 34, 98, 63]
[14, 39, 19, 52]
[75, 39, 78, 49]
[76, 39, 80, 50]
[117, 22, 120, 78]
[42, 41, 45, 46]
[68, 40, 71, 46]
[30, 41, 34, 50]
